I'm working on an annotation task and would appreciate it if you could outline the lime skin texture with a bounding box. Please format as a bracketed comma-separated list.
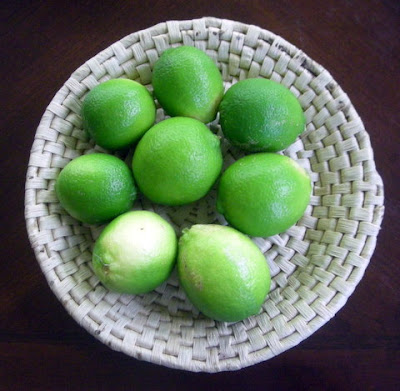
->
[55, 153, 136, 224]
[82, 79, 156, 150]
[217, 153, 311, 237]
[177, 224, 271, 322]
[219, 78, 305, 152]
[92, 210, 178, 294]
[132, 117, 223, 206]
[152, 46, 224, 123]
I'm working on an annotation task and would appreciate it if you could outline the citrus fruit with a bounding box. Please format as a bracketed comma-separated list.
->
[177, 224, 271, 322]
[92, 211, 177, 294]
[55, 153, 136, 224]
[132, 117, 223, 206]
[152, 46, 224, 123]
[217, 153, 311, 237]
[219, 78, 305, 152]
[82, 79, 156, 150]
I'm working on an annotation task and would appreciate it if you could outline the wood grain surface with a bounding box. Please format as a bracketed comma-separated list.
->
[1, 1, 399, 390]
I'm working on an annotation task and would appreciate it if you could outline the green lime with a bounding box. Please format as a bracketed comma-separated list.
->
[217, 153, 311, 237]
[132, 117, 223, 206]
[55, 153, 136, 224]
[82, 79, 156, 150]
[177, 224, 271, 322]
[219, 78, 305, 152]
[92, 211, 177, 294]
[152, 46, 224, 123]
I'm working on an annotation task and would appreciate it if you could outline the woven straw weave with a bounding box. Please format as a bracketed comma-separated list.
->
[25, 17, 384, 372]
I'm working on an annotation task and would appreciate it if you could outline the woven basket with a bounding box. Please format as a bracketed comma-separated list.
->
[25, 17, 384, 372]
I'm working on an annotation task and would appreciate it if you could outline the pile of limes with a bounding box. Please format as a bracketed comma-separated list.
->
[56, 46, 311, 322]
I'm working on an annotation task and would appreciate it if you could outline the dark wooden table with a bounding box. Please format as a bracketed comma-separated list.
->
[2, 1, 399, 390]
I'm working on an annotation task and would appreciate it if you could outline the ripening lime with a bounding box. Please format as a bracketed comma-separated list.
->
[92, 211, 177, 294]
[178, 224, 271, 322]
